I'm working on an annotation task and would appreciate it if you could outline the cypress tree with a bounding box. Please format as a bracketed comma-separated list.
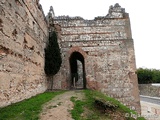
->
[44, 31, 62, 89]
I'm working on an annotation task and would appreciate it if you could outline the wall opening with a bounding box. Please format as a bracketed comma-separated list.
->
[69, 52, 86, 89]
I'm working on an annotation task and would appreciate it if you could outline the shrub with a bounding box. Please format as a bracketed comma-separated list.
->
[136, 68, 160, 84]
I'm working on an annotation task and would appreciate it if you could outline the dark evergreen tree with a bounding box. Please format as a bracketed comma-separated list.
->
[44, 31, 62, 89]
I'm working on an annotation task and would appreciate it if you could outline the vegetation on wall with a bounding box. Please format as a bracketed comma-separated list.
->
[44, 31, 62, 76]
[136, 68, 160, 84]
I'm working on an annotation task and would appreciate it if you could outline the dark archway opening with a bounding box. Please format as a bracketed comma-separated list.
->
[69, 52, 86, 89]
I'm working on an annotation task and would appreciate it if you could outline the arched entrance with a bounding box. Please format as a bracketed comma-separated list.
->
[69, 52, 86, 89]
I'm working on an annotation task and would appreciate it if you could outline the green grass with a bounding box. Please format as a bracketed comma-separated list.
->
[70, 96, 86, 120]
[0, 90, 146, 120]
[70, 90, 145, 120]
[83, 90, 145, 120]
[0, 91, 65, 120]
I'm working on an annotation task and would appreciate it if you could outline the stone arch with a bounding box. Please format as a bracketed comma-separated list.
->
[67, 46, 87, 89]
[67, 46, 87, 59]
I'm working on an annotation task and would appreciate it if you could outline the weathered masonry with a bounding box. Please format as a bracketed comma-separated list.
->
[0, 0, 48, 107]
[52, 3, 140, 112]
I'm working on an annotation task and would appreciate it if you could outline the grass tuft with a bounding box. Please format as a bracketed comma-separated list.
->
[70, 96, 85, 120]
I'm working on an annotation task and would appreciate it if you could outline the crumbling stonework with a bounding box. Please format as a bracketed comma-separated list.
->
[0, 0, 48, 107]
[52, 3, 141, 112]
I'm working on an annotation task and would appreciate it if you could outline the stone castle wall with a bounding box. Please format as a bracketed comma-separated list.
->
[0, 0, 48, 107]
[52, 4, 140, 112]
[139, 84, 160, 97]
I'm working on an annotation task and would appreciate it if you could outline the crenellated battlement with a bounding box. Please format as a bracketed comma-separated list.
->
[54, 3, 127, 21]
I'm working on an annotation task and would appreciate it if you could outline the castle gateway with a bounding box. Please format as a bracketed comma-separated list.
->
[0, 0, 140, 113]
[51, 4, 140, 112]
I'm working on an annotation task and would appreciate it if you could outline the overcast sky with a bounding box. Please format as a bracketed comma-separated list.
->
[40, 0, 160, 69]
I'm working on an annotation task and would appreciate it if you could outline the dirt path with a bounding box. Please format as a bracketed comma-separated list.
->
[40, 90, 84, 120]
[141, 101, 160, 120]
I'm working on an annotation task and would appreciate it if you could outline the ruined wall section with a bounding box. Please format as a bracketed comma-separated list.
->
[0, 0, 48, 107]
[53, 4, 140, 112]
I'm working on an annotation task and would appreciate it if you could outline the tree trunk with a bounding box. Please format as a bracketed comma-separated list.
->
[47, 76, 53, 91]
[51, 76, 53, 90]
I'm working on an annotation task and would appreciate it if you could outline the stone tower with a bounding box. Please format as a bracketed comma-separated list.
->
[51, 3, 140, 112]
